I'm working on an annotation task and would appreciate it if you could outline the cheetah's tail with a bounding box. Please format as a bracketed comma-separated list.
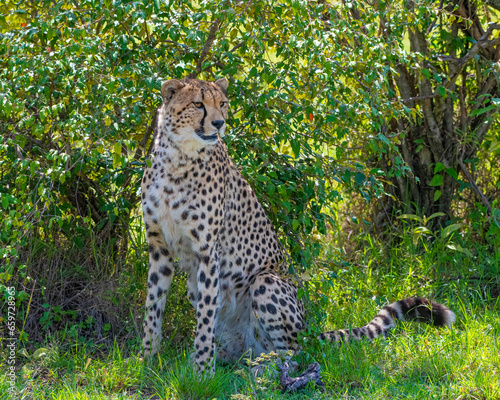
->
[319, 297, 456, 343]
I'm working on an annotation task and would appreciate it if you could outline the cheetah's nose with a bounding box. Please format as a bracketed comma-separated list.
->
[212, 120, 225, 130]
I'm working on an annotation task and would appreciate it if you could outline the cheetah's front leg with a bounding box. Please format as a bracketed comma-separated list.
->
[193, 246, 220, 374]
[142, 227, 175, 357]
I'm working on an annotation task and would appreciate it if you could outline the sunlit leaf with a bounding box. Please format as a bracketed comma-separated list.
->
[442, 223, 462, 238]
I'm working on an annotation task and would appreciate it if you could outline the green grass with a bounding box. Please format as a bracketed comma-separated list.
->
[2, 232, 499, 400]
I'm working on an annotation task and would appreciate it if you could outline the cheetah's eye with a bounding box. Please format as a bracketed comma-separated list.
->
[220, 101, 227, 107]
[193, 102, 204, 109]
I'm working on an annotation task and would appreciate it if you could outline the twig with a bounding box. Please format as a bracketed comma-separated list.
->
[238, 0, 254, 17]
[400, 94, 438, 103]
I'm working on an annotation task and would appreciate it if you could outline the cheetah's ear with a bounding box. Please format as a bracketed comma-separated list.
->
[161, 79, 185, 101]
[214, 78, 229, 95]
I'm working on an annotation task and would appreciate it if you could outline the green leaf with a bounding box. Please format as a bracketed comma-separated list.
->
[413, 226, 432, 234]
[397, 214, 423, 223]
[434, 162, 446, 174]
[249, 66, 258, 78]
[292, 219, 300, 231]
[30, 161, 37, 175]
[32, 348, 49, 359]
[354, 172, 366, 186]
[112, 141, 122, 168]
[442, 223, 462, 238]
[429, 175, 443, 186]
[434, 190, 442, 201]
[446, 244, 473, 257]
[427, 212, 446, 220]
[291, 139, 300, 157]
[469, 105, 495, 116]
[446, 168, 458, 180]
[437, 85, 446, 98]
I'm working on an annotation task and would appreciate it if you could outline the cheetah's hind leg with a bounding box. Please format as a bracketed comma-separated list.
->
[248, 272, 323, 391]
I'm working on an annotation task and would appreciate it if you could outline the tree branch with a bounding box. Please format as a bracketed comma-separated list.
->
[122, 109, 158, 205]
[408, 27, 449, 164]
[459, 160, 493, 215]
[451, 0, 500, 61]
[400, 24, 500, 105]
[134, 109, 157, 162]
[445, 23, 500, 89]
[188, 19, 220, 78]
[482, 0, 500, 12]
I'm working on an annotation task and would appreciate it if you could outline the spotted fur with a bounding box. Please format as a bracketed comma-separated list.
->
[141, 78, 456, 374]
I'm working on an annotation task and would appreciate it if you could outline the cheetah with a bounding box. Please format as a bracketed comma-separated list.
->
[141, 77, 456, 374]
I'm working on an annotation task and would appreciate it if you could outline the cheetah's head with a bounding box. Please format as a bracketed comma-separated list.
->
[160, 78, 229, 150]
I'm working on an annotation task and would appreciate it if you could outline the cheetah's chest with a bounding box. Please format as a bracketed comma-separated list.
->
[144, 168, 199, 253]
